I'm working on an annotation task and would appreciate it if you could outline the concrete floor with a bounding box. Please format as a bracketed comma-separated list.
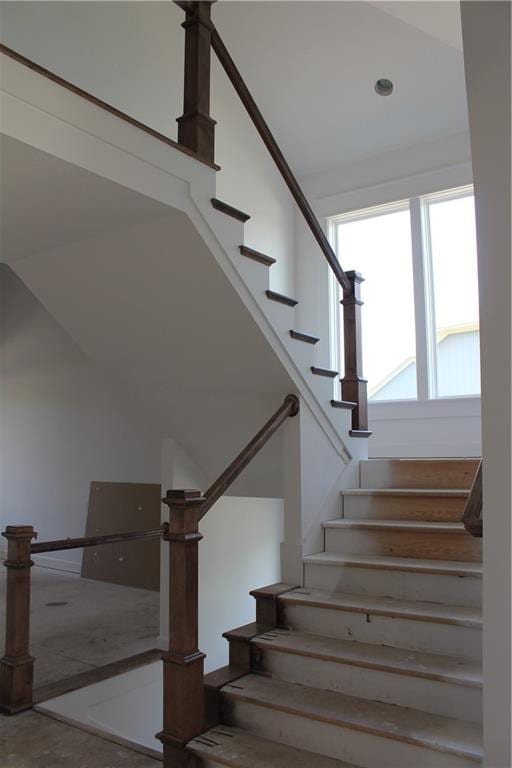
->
[0, 566, 160, 688]
[0, 709, 161, 766]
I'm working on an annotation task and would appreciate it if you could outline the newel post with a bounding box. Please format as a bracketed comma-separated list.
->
[340, 270, 369, 434]
[177, 1, 216, 164]
[157, 490, 206, 768]
[0, 525, 36, 714]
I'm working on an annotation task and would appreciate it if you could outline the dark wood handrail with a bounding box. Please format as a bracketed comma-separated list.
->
[158, 393, 299, 767]
[0, 42, 220, 171]
[463, 460, 483, 537]
[31, 525, 167, 554]
[208, 24, 351, 293]
[201, 393, 299, 517]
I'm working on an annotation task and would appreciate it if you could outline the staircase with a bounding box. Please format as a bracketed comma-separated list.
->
[189, 458, 482, 768]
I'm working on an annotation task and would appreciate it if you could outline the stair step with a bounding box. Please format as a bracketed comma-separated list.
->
[341, 488, 468, 522]
[360, 458, 480, 490]
[265, 290, 298, 307]
[281, 588, 481, 628]
[239, 245, 276, 266]
[289, 329, 319, 344]
[188, 726, 356, 767]
[279, 588, 481, 658]
[323, 519, 482, 562]
[331, 400, 357, 410]
[305, 551, 482, 577]
[349, 430, 373, 438]
[211, 198, 251, 222]
[304, 553, 482, 607]
[311, 366, 339, 378]
[221, 674, 482, 767]
[253, 629, 481, 688]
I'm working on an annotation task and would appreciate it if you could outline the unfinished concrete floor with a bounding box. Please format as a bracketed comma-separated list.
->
[0, 565, 160, 688]
[0, 709, 161, 766]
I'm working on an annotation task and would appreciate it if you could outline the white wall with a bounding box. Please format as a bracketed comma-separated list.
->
[0, 266, 161, 571]
[296, 133, 481, 458]
[160, 439, 284, 672]
[0, 0, 296, 297]
[461, 4, 511, 766]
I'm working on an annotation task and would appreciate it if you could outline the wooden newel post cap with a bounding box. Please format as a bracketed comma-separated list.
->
[2, 525, 36, 540]
[341, 270, 365, 304]
[162, 490, 204, 505]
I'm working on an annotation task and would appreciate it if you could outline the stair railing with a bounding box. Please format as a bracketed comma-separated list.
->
[463, 459, 483, 537]
[156, 394, 299, 767]
[0, 524, 166, 715]
[174, 0, 369, 433]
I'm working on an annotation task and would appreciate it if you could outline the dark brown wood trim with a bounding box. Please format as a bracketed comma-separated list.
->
[0, 525, 36, 715]
[31, 526, 165, 554]
[176, 1, 216, 164]
[202, 395, 299, 517]
[289, 330, 320, 345]
[462, 460, 483, 538]
[250, 583, 299, 626]
[210, 26, 350, 293]
[349, 430, 373, 438]
[311, 367, 339, 378]
[211, 198, 250, 222]
[239, 245, 276, 266]
[340, 271, 369, 432]
[0, 43, 220, 172]
[331, 400, 357, 410]
[33, 649, 163, 705]
[204, 665, 247, 729]
[265, 290, 298, 307]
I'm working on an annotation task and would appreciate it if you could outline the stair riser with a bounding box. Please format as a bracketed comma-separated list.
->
[222, 697, 479, 768]
[324, 527, 482, 563]
[281, 604, 482, 659]
[342, 493, 467, 522]
[257, 649, 482, 723]
[304, 563, 482, 607]
[360, 459, 479, 490]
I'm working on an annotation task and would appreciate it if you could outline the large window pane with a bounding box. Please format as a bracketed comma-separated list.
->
[336, 207, 417, 401]
[427, 194, 480, 397]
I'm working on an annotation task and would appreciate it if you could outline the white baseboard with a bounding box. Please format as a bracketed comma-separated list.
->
[32, 553, 82, 574]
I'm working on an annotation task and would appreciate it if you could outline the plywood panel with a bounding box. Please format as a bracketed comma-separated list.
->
[81, 481, 161, 591]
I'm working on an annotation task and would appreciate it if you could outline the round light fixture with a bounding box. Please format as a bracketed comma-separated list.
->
[375, 78, 394, 96]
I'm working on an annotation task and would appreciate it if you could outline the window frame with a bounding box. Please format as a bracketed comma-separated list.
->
[329, 184, 479, 404]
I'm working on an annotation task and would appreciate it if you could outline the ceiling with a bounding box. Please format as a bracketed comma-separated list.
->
[214, 1, 468, 177]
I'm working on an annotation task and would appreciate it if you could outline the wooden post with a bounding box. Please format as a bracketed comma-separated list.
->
[177, 1, 216, 164]
[157, 490, 206, 768]
[0, 525, 36, 714]
[340, 271, 370, 434]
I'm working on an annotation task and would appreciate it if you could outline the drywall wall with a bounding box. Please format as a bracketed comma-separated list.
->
[296, 134, 480, 458]
[461, 3, 511, 766]
[0, 0, 296, 296]
[0, 265, 161, 571]
[160, 439, 284, 672]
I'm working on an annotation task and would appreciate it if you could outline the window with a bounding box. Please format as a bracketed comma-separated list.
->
[331, 185, 480, 401]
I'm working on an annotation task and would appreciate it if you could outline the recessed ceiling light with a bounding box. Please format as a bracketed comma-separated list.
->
[375, 78, 394, 96]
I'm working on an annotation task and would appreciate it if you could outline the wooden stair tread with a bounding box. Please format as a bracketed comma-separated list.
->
[280, 588, 482, 627]
[311, 366, 339, 378]
[304, 551, 482, 578]
[342, 488, 470, 497]
[265, 290, 298, 307]
[239, 245, 276, 266]
[252, 629, 482, 687]
[211, 198, 251, 222]
[221, 674, 482, 761]
[188, 726, 356, 767]
[289, 330, 319, 344]
[331, 400, 357, 410]
[323, 519, 469, 533]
